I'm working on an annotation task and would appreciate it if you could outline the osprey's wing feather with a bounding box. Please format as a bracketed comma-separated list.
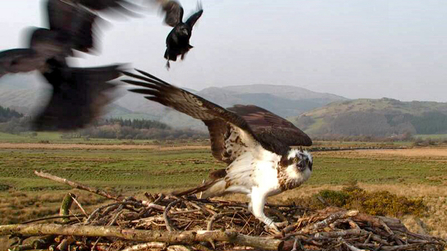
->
[123, 69, 260, 164]
[227, 105, 312, 154]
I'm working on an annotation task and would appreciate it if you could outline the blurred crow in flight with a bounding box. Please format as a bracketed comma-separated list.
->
[152, 0, 203, 68]
[0, 0, 139, 130]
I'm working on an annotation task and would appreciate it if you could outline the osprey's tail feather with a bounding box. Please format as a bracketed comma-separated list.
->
[172, 169, 227, 197]
[171, 179, 225, 198]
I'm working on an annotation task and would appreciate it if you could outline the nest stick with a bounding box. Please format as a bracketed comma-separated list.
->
[164, 199, 181, 232]
[34, 170, 123, 201]
[0, 224, 283, 250]
[122, 242, 167, 251]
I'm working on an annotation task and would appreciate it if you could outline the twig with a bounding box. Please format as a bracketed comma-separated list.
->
[34, 170, 123, 201]
[341, 238, 366, 251]
[70, 193, 88, 217]
[164, 199, 181, 232]
[122, 242, 167, 251]
[207, 212, 235, 231]
[311, 210, 359, 230]
[20, 215, 86, 224]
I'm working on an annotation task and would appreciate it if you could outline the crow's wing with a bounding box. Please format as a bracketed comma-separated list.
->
[77, 0, 132, 11]
[0, 49, 45, 78]
[185, 9, 203, 28]
[152, 0, 184, 27]
[46, 0, 98, 53]
[32, 64, 122, 131]
[0, 28, 71, 78]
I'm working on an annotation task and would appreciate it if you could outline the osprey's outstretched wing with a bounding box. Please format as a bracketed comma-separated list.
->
[228, 105, 312, 155]
[123, 70, 311, 162]
[123, 69, 260, 164]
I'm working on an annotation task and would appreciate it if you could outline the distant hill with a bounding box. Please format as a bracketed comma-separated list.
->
[0, 75, 347, 129]
[291, 98, 447, 137]
[113, 84, 347, 129]
[198, 84, 346, 117]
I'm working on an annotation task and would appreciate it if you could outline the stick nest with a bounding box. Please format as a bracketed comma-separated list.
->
[3, 172, 446, 251]
[6, 193, 446, 251]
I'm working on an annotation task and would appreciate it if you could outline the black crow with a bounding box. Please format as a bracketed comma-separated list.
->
[153, 0, 203, 68]
[0, 0, 136, 130]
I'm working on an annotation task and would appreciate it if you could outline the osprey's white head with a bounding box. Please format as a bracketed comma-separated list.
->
[286, 149, 313, 172]
[278, 149, 313, 190]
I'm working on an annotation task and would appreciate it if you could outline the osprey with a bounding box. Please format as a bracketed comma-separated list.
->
[122, 69, 313, 231]
[152, 0, 203, 68]
[0, 0, 137, 130]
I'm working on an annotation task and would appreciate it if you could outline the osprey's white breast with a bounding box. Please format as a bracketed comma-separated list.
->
[225, 145, 283, 196]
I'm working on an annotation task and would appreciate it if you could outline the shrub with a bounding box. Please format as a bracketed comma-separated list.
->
[289, 183, 426, 217]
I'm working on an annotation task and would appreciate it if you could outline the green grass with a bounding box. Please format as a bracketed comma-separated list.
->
[415, 134, 447, 140]
[0, 146, 445, 193]
[0, 132, 161, 145]
[0, 148, 219, 192]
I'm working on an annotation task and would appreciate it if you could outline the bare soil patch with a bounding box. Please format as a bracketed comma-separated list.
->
[354, 147, 447, 157]
[0, 143, 209, 150]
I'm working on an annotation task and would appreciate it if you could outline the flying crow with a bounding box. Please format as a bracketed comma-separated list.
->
[0, 0, 137, 130]
[153, 0, 203, 68]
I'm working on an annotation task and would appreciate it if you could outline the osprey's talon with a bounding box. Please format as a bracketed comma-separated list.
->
[276, 221, 289, 228]
[265, 223, 281, 234]
[263, 218, 281, 234]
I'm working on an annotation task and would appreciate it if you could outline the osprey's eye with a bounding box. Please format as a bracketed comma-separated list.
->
[293, 157, 299, 163]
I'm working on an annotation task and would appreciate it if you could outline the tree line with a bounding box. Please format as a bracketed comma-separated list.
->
[0, 105, 23, 123]
[0, 106, 207, 140]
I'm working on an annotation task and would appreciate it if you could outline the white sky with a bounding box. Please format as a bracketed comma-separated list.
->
[1, 0, 447, 102]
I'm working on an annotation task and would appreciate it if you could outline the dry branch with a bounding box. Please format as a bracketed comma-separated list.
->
[0, 224, 283, 250]
[34, 170, 123, 201]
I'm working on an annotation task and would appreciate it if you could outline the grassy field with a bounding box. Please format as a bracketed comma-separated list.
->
[0, 137, 446, 249]
[415, 134, 447, 140]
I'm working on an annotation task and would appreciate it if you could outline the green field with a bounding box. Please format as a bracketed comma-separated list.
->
[0, 139, 446, 243]
[0, 147, 446, 192]
[0, 148, 218, 192]
[415, 134, 447, 140]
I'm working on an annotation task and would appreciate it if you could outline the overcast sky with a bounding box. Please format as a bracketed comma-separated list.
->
[1, 0, 446, 102]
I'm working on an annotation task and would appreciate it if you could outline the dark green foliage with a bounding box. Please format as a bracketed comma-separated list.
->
[294, 115, 315, 131]
[294, 98, 447, 137]
[290, 184, 426, 217]
[0, 105, 23, 122]
[72, 118, 207, 140]
[0, 117, 31, 134]
[410, 112, 447, 134]
[329, 112, 393, 136]
[100, 118, 171, 130]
